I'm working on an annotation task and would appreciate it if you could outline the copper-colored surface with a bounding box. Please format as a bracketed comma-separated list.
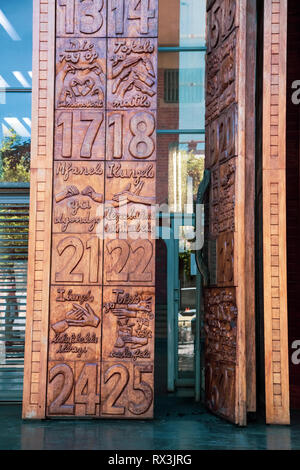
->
[21, 0, 158, 419]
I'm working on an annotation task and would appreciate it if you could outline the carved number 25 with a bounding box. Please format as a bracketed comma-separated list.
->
[59, 0, 104, 35]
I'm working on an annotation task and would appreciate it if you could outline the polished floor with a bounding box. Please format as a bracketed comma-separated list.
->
[1, 397, 300, 450]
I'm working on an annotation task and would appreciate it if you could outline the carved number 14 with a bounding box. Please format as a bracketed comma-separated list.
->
[112, 0, 156, 35]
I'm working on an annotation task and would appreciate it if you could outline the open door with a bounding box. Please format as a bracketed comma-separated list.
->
[204, 0, 256, 426]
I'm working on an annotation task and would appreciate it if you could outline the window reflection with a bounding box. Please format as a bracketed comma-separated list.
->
[158, 52, 205, 131]
[158, 0, 206, 47]
[0, 2, 33, 88]
[0, 93, 31, 182]
[0, 1, 32, 183]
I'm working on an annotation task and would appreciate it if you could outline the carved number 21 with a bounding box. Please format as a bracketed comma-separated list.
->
[112, 0, 156, 35]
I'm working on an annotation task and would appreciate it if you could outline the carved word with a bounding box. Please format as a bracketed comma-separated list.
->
[56, 288, 95, 305]
[56, 162, 104, 181]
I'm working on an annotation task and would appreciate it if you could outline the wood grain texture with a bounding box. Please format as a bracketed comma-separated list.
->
[205, 0, 249, 426]
[23, 0, 55, 419]
[24, 0, 158, 419]
[263, 0, 290, 424]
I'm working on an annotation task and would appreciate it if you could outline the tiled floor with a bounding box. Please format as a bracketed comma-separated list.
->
[1, 397, 300, 450]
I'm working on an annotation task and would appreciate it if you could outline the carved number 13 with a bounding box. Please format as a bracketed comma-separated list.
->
[59, 0, 104, 35]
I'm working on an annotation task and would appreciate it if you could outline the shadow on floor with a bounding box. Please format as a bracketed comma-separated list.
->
[1, 396, 300, 450]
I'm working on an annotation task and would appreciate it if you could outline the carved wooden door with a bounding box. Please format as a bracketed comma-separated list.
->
[23, 0, 158, 420]
[204, 0, 255, 426]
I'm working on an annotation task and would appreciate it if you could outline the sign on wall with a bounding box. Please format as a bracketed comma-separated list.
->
[23, 0, 158, 420]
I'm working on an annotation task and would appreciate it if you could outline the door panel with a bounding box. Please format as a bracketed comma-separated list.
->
[204, 0, 252, 426]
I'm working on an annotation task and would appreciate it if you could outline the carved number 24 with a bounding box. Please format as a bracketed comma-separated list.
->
[112, 0, 156, 35]
[48, 363, 153, 416]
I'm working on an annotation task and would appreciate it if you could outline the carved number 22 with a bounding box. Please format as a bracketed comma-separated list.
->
[106, 239, 153, 282]
[112, 0, 156, 35]
[59, 0, 104, 35]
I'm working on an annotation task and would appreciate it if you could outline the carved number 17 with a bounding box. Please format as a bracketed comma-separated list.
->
[112, 0, 156, 35]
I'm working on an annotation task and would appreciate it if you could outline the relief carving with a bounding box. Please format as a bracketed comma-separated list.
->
[107, 38, 157, 109]
[103, 288, 154, 361]
[57, 0, 106, 37]
[56, 39, 106, 109]
[206, 32, 236, 123]
[204, 287, 237, 364]
[53, 161, 104, 233]
[107, 0, 158, 38]
[49, 286, 102, 362]
[206, 0, 237, 54]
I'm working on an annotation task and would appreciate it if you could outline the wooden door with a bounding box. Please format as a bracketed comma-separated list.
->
[23, 0, 158, 420]
[204, 0, 256, 426]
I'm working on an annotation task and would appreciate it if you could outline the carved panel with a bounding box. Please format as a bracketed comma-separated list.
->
[206, 32, 236, 123]
[21, 0, 158, 420]
[107, 0, 158, 38]
[24, 0, 157, 421]
[107, 38, 157, 110]
[205, 0, 248, 425]
[102, 287, 155, 362]
[56, 38, 106, 109]
[53, 161, 104, 233]
[206, 0, 237, 54]
[48, 285, 102, 362]
[204, 287, 237, 421]
[54, 110, 106, 160]
[56, 0, 107, 38]
[209, 159, 235, 238]
[106, 111, 157, 160]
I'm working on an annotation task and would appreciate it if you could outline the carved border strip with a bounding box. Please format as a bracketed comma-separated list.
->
[263, 0, 290, 424]
[23, 0, 55, 419]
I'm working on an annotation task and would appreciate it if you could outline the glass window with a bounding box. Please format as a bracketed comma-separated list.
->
[0, 1, 33, 182]
[158, 0, 206, 47]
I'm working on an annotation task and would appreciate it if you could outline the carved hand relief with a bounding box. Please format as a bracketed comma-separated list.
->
[57, 0, 106, 37]
[49, 286, 102, 362]
[107, 38, 157, 110]
[53, 161, 104, 233]
[102, 287, 154, 361]
[56, 39, 106, 109]
[104, 161, 156, 235]
[107, 0, 158, 38]
[107, 111, 156, 160]
[51, 234, 102, 284]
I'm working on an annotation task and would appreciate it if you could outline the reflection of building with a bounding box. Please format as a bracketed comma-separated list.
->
[2, 0, 300, 430]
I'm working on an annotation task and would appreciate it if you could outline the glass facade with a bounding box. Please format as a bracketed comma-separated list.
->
[0, 0, 33, 182]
